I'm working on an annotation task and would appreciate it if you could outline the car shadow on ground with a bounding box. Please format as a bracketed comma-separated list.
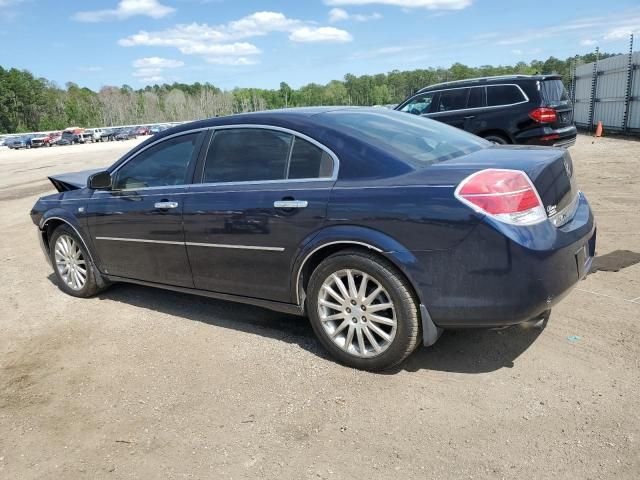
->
[51, 276, 542, 375]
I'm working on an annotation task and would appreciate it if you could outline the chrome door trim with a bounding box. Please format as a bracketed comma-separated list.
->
[273, 200, 308, 208]
[95, 236, 184, 246]
[154, 201, 179, 209]
[94, 236, 285, 251]
[295, 241, 383, 305]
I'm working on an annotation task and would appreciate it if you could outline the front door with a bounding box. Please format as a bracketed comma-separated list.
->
[183, 127, 336, 303]
[87, 131, 205, 287]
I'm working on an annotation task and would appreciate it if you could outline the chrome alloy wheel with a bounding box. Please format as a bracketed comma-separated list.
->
[318, 269, 397, 358]
[54, 234, 87, 291]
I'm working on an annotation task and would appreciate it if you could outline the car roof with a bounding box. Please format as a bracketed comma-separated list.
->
[416, 74, 562, 93]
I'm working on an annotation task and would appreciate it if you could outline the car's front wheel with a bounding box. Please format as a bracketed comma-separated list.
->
[49, 225, 103, 298]
[307, 250, 421, 371]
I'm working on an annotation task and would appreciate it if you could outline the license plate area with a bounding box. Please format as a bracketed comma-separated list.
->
[576, 229, 596, 278]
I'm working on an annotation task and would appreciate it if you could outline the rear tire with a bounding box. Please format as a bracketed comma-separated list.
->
[483, 133, 510, 145]
[307, 250, 421, 371]
[49, 225, 105, 298]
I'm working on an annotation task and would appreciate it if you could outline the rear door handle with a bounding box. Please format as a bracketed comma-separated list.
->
[464, 115, 475, 120]
[273, 200, 308, 209]
[154, 201, 179, 209]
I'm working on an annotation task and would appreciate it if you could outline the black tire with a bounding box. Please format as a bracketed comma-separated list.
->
[49, 225, 103, 298]
[307, 250, 421, 371]
[483, 133, 510, 145]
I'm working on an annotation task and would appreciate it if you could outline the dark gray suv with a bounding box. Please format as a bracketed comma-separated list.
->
[395, 74, 577, 148]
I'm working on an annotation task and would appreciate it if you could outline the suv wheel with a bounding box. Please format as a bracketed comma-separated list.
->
[307, 250, 421, 371]
[483, 134, 510, 145]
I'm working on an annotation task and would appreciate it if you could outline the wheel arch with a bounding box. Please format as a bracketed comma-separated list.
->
[40, 211, 97, 266]
[476, 129, 513, 143]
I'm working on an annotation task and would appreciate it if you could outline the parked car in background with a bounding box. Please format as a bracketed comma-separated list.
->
[99, 128, 117, 142]
[395, 75, 577, 148]
[83, 129, 104, 142]
[31, 108, 595, 371]
[135, 126, 151, 136]
[7, 135, 36, 149]
[115, 128, 137, 141]
[58, 128, 83, 146]
[31, 131, 61, 148]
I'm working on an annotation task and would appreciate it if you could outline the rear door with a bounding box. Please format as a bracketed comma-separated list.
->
[183, 126, 336, 303]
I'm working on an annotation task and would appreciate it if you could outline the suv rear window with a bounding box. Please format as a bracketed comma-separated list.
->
[540, 79, 569, 104]
[486, 85, 526, 106]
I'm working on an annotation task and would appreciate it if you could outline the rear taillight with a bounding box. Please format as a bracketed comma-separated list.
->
[529, 107, 557, 123]
[455, 169, 546, 225]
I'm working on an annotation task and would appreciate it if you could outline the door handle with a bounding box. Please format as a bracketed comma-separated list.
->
[154, 201, 179, 209]
[273, 200, 308, 209]
[464, 115, 475, 120]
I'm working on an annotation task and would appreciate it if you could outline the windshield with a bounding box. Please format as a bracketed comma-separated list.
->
[322, 109, 488, 165]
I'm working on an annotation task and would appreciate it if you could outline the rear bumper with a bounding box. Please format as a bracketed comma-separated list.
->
[413, 192, 595, 328]
[516, 125, 577, 148]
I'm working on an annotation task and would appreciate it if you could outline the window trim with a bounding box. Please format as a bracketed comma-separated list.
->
[400, 83, 530, 116]
[197, 124, 339, 187]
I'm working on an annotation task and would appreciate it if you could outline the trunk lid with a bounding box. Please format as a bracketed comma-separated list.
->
[438, 145, 577, 219]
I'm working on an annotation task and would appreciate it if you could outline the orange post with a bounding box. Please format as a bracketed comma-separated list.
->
[595, 121, 603, 137]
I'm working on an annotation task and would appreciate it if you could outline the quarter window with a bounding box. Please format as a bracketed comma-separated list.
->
[203, 129, 292, 183]
[288, 137, 333, 179]
[486, 85, 526, 106]
[400, 93, 435, 115]
[113, 132, 201, 190]
[436, 88, 470, 112]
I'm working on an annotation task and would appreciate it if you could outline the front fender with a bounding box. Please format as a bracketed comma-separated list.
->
[39, 208, 99, 267]
[290, 225, 429, 307]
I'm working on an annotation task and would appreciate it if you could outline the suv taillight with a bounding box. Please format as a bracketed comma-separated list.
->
[455, 169, 546, 226]
[529, 107, 557, 123]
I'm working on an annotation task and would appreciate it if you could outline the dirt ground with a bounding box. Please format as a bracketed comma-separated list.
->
[0, 135, 638, 479]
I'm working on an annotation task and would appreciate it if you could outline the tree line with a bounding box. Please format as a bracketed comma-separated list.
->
[0, 52, 616, 134]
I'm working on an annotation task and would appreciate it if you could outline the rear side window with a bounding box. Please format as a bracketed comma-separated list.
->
[540, 79, 569, 104]
[288, 137, 333, 179]
[203, 129, 292, 183]
[467, 87, 484, 108]
[436, 88, 469, 112]
[486, 85, 526, 106]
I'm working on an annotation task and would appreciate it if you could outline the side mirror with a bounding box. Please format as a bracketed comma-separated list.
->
[88, 170, 112, 190]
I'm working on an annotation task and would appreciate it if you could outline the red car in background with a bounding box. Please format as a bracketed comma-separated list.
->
[135, 126, 150, 136]
[31, 131, 61, 148]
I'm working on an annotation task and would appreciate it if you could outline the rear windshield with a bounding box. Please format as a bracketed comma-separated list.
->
[321, 109, 488, 165]
[540, 80, 569, 104]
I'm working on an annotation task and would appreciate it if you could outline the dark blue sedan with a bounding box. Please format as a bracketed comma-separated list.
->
[30, 108, 596, 370]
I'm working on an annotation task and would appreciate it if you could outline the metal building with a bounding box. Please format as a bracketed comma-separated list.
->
[573, 49, 639, 134]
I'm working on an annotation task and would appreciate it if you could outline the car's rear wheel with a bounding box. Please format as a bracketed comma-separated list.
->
[49, 225, 102, 298]
[307, 250, 421, 371]
[483, 133, 510, 144]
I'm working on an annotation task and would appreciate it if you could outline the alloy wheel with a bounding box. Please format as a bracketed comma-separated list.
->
[318, 269, 397, 358]
[54, 234, 87, 291]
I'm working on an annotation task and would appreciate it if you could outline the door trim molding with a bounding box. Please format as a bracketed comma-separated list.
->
[95, 236, 285, 251]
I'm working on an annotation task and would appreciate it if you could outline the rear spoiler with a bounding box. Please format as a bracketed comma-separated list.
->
[48, 168, 102, 192]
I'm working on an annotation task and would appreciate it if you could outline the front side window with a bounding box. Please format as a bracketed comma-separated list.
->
[436, 88, 470, 112]
[114, 132, 201, 190]
[486, 85, 526, 107]
[203, 129, 292, 183]
[399, 93, 435, 115]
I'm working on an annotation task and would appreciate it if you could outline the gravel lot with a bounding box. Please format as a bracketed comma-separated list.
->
[0, 135, 638, 479]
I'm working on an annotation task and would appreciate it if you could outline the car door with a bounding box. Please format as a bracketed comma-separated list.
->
[182, 126, 336, 303]
[427, 87, 471, 129]
[87, 130, 206, 287]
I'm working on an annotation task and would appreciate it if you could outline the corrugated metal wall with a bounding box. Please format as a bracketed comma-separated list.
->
[573, 51, 640, 132]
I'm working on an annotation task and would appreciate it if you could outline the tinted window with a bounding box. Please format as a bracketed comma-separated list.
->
[288, 137, 334, 179]
[486, 85, 526, 106]
[399, 92, 435, 115]
[323, 110, 488, 166]
[467, 87, 484, 108]
[540, 79, 569, 104]
[437, 88, 469, 112]
[203, 129, 292, 183]
[114, 133, 200, 190]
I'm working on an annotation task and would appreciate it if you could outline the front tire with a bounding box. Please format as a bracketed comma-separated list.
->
[307, 250, 421, 371]
[483, 133, 510, 145]
[49, 225, 102, 298]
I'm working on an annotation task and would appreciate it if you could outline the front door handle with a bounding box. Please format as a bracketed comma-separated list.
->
[464, 115, 475, 120]
[273, 200, 308, 209]
[154, 201, 179, 209]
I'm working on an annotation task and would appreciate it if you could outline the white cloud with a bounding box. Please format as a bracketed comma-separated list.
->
[289, 26, 353, 43]
[324, 0, 472, 9]
[73, 0, 175, 22]
[132, 56, 184, 83]
[119, 10, 352, 66]
[329, 7, 382, 22]
[511, 49, 523, 55]
[603, 24, 639, 40]
[580, 38, 598, 46]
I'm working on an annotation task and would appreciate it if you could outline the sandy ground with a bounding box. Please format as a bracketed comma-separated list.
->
[0, 135, 638, 479]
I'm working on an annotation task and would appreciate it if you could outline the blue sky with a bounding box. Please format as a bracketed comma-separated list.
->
[1, 0, 639, 91]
